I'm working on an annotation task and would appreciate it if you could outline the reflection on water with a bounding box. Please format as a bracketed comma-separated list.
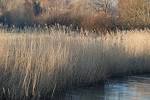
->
[53, 75, 150, 100]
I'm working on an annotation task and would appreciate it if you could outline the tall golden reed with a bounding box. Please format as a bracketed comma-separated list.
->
[0, 28, 150, 99]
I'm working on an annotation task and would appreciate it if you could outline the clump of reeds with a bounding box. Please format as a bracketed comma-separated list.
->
[0, 28, 150, 99]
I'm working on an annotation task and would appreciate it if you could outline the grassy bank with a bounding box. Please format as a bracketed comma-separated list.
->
[0, 28, 150, 99]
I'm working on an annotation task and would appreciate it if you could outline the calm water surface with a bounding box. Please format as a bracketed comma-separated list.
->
[53, 75, 150, 100]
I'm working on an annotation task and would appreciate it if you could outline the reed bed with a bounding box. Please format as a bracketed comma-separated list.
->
[0, 28, 150, 99]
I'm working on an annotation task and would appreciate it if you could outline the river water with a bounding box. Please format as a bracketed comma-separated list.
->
[53, 75, 150, 100]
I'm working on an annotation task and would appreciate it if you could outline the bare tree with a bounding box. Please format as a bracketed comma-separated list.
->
[118, 0, 150, 28]
[91, 0, 113, 13]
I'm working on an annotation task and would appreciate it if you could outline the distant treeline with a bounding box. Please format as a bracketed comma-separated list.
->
[0, 0, 149, 31]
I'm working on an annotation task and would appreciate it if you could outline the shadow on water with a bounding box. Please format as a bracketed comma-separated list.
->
[53, 75, 150, 100]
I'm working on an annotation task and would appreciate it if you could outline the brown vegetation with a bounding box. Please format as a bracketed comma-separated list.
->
[0, 28, 150, 99]
[0, 0, 115, 31]
[118, 0, 150, 29]
[0, 0, 149, 31]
